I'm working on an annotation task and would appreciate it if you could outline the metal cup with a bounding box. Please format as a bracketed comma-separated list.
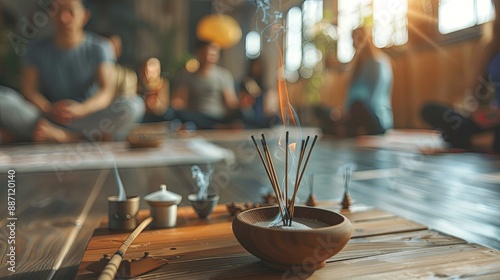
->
[108, 196, 140, 231]
[188, 194, 219, 219]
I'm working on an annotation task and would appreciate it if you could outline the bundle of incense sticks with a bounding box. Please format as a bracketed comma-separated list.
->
[251, 132, 318, 226]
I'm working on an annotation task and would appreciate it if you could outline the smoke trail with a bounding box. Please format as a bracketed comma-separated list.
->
[254, 0, 285, 42]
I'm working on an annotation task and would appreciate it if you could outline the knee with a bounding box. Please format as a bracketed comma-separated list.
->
[111, 97, 145, 123]
[0, 87, 21, 104]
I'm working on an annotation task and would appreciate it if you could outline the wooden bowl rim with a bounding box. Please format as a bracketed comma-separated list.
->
[234, 205, 349, 233]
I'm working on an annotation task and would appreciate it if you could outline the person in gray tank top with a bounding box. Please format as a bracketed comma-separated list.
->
[171, 40, 239, 129]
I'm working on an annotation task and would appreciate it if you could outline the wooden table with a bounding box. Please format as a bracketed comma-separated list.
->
[0, 136, 233, 279]
[76, 204, 500, 279]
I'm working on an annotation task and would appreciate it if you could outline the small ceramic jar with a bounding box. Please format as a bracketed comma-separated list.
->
[144, 184, 182, 228]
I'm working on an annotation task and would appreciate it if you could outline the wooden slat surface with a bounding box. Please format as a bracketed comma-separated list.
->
[319, 244, 500, 279]
[0, 170, 109, 280]
[76, 204, 499, 280]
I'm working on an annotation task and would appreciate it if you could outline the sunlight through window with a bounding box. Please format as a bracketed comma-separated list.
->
[373, 0, 408, 48]
[303, 0, 323, 40]
[337, 0, 408, 63]
[245, 31, 261, 59]
[439, 0, 495, 34]
[285, 6, 302, 81]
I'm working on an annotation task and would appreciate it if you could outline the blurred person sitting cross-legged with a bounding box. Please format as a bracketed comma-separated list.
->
[171, 40, 240, 129]
[314, 24, 393, 138]
[237, 57, 280, 128]
[0, 0, 144, 144]
[421, 0, 500, 153]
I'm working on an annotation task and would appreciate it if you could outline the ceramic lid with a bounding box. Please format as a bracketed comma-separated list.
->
[145, 184, 182, 205]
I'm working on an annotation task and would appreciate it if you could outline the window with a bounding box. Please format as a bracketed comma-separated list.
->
[245, 31, 261, 59]
[285, 6, 302, 82]
[337, 0, 408, 63]
[284, 0, 323, 81]
[373, 0, 408, 48]
[439, 0, 495, 34]
[337, 0, 371, 63]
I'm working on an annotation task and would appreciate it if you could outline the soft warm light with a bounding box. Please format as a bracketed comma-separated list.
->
[196, 14, 242, 49]
[303, 0, 323, 40]
[185, 58, 200, 73]
[303, 42, 322, 68]
[285, 7, 302, 73]
[373, 0, 408, 48]
[439, 0, 494, 34]
[246, 31, 261, 59]
[337, 0, 408, 61]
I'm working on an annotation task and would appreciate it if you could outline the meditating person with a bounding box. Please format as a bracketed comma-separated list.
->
[421, 0, 500, 152]
[238, 57, 279, 128]
[1, 0, 144, 144]
[171, 40, 239, 129]
[315, 25, 393, 137]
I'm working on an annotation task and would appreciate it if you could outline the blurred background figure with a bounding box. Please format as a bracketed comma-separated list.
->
[105, 34, 139, 100]
[138, 57, 172, 123]
[421, 0, 500, 152]
[238, 57, 279, 128]
[0, 0, 144, 143]
[171, 40, 239, 129]
[315, 24, 393, 137]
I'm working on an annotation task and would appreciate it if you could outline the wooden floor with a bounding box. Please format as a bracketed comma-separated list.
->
[1, 129, 500, 279]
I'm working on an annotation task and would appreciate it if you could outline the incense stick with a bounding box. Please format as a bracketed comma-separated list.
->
[250, 133, 318, 227]
[290, 137, 308, 216]
[295, 135, 318, 194]
[262, 135, 284, 203]
[285, 131, 289, 211]
[251, 135, 272, 181]
[254, 135, 286, 225]
[261, 136, 286, 225]
[290, 135, 318, 220]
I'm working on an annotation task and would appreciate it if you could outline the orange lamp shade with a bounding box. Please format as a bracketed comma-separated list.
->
[196, 14, 242, 49]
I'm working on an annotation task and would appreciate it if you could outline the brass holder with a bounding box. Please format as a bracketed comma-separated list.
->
[341, 165, 353, 210]
[306, 193, 318, 207]
[305, 174, 318, 207]
[86, 252, 167, 279]
[341, 191, 353, 210]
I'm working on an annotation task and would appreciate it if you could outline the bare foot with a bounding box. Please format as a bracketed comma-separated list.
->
[33, 119, 82, 143]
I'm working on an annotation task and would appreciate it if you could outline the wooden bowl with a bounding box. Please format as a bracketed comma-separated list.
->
[127, 133, 162, 148]
[232, 206, 352, 272]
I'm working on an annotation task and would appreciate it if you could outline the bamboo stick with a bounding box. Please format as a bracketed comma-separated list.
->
[98, 217, 153, 280]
